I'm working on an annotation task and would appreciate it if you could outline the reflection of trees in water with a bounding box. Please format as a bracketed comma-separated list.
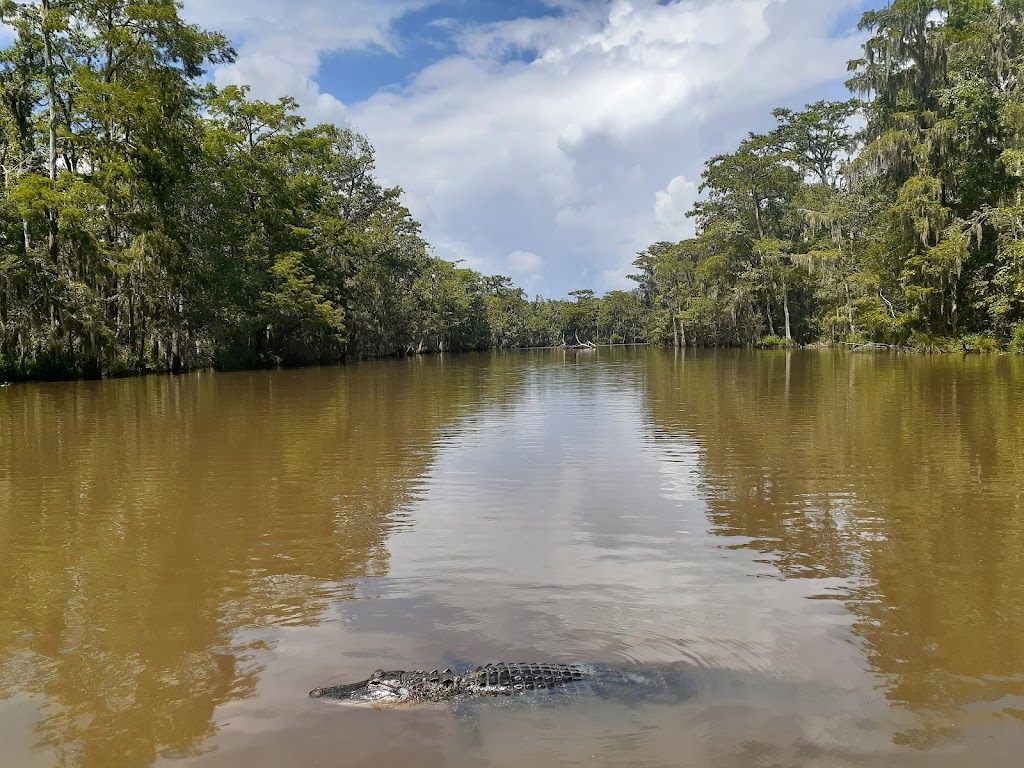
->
[641, 349, 1024, 741]
[0, 355, 526, 767]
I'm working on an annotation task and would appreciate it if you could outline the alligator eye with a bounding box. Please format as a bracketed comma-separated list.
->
[369, 680, 380, 686]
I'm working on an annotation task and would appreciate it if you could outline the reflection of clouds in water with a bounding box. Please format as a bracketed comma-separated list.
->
[650, 438, 704, 508]
[641, 420, 874, 685]
[0, 696, 52, 767]
[640, 350, 1024, 748]
[144, 350, 1024, 768]
[382, 364, 867, 688]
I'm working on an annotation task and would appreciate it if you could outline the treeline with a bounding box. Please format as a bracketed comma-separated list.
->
[632, 0, 1024, 353]
[0, 0, 500, 380]
[0, 0, 651, 383]
[5, 1, 1024, 384]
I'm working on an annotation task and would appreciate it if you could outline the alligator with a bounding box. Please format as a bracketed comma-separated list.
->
[309, 661, 695, 706]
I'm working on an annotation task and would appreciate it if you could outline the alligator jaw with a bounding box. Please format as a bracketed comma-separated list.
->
[309, 678, 407, 706]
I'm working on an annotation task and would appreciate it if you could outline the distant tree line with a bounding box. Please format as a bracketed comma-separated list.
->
[2, 0, 1023, 383]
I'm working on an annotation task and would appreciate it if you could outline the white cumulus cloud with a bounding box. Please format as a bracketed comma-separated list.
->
[181, 0, 429, 125]
[654, 175, 698, 241]
[352, 0, 866, 294]
[181, 0, 868, 296]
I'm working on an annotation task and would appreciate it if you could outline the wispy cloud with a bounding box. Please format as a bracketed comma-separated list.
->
[182, 0, 432, 124]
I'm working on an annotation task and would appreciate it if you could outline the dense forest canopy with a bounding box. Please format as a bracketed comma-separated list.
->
[1, 0, 1023, 382]
[632, 0, 1024, 353]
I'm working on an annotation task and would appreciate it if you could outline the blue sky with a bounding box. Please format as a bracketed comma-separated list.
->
[182, 0, 883, 298]
[320, 1, 572, 102]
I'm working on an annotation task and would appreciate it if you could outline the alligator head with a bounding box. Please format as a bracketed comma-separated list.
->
[309, 668, 459, 706]
[309, 669, 408, 705]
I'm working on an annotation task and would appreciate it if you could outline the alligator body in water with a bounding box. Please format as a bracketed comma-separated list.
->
[310, 662, 696, 706]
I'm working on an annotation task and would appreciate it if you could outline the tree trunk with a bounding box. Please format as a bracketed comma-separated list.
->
[951, 273, 959, 335]
[752, 196, 764, 238]
[41, 0, 60, 263]
[845, 282, 854, 335]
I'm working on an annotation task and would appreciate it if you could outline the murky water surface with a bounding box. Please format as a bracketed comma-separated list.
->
[2, 349, 1024, 767]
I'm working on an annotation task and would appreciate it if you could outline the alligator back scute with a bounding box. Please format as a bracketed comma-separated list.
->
[467, 662, 586, 694]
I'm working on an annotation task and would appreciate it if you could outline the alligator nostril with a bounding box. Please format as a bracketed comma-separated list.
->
[309, 688, 324, 698]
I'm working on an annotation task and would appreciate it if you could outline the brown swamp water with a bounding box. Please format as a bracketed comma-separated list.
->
[1, 348, 1023, 768]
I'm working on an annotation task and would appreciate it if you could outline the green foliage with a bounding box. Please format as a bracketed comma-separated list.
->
[772, 99, 859, 187]
[260, 253, 346, 364]
[756, 335, 788, 349]
[908, 332, 960, 353]
[1010, 322, 1024, 352]
[628, 0, 1024, 354]
[2, 1, 588, 376]
[959, 333, 1001, 352]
